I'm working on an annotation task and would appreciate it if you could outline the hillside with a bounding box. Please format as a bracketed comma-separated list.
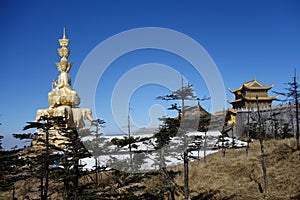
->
[174, 138, 300, 199]
[1, 138, 299, 199]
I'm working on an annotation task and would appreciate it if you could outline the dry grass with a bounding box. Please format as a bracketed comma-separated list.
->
[0, 177, 65, 200]
[174, 138, 300, 199]
[1, 138, 299, 200]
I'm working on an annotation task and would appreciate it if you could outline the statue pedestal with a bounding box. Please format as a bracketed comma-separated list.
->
[48, 91, 81, 108]
[33, 106, 94, 148]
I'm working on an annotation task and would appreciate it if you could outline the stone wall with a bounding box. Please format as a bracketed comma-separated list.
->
[234, 104, 297, 138]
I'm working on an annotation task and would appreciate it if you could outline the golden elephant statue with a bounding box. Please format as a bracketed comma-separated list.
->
[71, 108, 93, 129]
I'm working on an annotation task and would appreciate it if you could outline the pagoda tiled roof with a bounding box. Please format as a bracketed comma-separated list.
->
[229, 78, 274, 93]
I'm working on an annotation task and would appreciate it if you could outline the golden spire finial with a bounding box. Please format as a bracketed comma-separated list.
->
[59, 27, 70, 47]
[63, 27, 66, 39]
[57, 28, 72, 72]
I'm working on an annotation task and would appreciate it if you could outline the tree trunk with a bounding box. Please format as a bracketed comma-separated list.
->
[181, 80, 189, 200]
[12, 186, 15, 200]
[95, 158, 98, 186]
[231, 128, 235, 148]
[256, 96, 269, 193]
[44, 130, 50, 200]
[183, 149, 189, 200]
[40, 177, 44, 200]
[246, 109, 250, 156]
[259, 137, 269, 193]
[294, 75, 299, 150]
[203, 131, 207, 163]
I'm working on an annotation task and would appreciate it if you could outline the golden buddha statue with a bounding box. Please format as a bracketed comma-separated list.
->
[48, 29, 80, 108]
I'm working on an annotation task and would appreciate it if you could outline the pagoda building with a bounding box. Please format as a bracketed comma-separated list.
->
[227, 78, 278, 109]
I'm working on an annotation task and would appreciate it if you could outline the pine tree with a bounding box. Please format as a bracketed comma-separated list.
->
[16, 116, 99, 199]
[21, 116, 66, 200]
[157, 80, 199, 200]
[0, 147, 27, 196]
[152, 117, 181, 200]
[81, 119, 107, 187]
[50, 126, 92, 199]
[7, 132, 37, 200]
[274, 70, 300, 150]
[198, 113, 210, 163]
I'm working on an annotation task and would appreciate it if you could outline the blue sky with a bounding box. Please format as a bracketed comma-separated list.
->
[0, 0, 300, 149]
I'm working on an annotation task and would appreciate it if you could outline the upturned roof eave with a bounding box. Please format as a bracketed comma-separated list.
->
[229, 79, 274, 93]
[227, 94, 278, 104]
